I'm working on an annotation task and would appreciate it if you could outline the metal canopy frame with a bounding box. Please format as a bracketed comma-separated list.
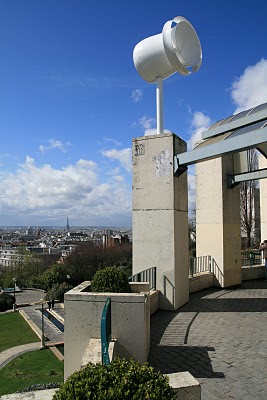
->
[227, 168, 267, 189]
[174, 102, 267, 186]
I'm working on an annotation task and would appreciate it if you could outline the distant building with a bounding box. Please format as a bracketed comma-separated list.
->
[102, 234, 129, 249]
[104, 229, 113, 236]
[0, 248, 24, 268]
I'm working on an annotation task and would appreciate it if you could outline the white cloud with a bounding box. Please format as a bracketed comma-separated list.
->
[103, 137, 122, 147]
[186, 111, 212, 211]
[187, 111, 212, 150]
[131, 89, 143, 103]
[0, 157, 131, 226]
[136, 115, 172, 136]
[106, 167, 121, 176]
[39, 139, 71, 153]
[188, 166, 196, 212]
[139, 115, 156, 130]
[231, 59, 267, 113]
[112, 175, 124, 182]
[102, 148, 132, 173]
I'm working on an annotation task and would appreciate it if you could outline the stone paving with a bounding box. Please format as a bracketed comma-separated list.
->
[22, 304, 64, 344]
[15, 289, 45, 305]
[149, 279, 267, 400]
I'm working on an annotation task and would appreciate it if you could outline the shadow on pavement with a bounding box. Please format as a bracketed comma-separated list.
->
[149, 345, 224, 378]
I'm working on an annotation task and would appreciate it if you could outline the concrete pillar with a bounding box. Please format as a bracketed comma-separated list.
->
[132, 133, 188, 310]
[259, 155, 267, 241]
[196, 155, 241, 287]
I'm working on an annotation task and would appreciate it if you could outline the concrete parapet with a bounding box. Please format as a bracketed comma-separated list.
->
[64, 281, 150, 380]
[167, 372, 201, 400]
[189, 272, 214, 293]
[241, 265, 265, 281]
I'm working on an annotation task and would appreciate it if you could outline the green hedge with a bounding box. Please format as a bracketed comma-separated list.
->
[91, 267, 132, 293]
[0, 293, 15, 312]
[53, 358, 176, 400]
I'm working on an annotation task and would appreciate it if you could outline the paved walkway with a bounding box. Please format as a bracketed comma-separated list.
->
[0, 343, 41, 370]
[0, 389, 57, 399]
[21, 304, 64, 344]
[149, 279, 267, 400]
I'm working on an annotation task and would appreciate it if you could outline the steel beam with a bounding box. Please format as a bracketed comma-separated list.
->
[227, 168, 267, 188]
[174, 126, 267, 175]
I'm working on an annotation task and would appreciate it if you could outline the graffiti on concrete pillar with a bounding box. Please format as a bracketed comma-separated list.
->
[153, 150, 171, 177]
[134, 143, 145, 156]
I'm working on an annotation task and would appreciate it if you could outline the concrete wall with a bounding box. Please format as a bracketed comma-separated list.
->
[189, 272, 214, 293]
[241, 265, 265, 281]
[196, 155, 241, 288]
[259, 155, 267, 242]
[64, 282, 150, 380]
[132, 133, 189, 310]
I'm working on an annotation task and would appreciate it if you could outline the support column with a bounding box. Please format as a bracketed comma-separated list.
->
[196, 155, 241, 287]
[132, 133, 188, 310]
[259, 155, 267, 241]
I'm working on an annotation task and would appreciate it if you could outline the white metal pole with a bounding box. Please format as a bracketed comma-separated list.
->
[156, 77, 164, 135]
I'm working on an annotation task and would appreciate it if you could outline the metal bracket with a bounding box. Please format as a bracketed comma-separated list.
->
[174, 155, 188, 177]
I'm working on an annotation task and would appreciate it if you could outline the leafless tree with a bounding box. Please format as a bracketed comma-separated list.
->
[240, 149, 259, 249]
[189, 208, 196, 255]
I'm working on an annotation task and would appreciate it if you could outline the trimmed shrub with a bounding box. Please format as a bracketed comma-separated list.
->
[0, 293, 15, 312]
[91, 267, 132, 293]
[53, 358, 176, 400]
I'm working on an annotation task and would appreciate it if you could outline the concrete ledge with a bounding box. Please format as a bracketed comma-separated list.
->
[241, 265, 265, 281]
[81, 338, 116, 367]
[189, 272, 213, 294]
[49, 309, 64, 323]
[19, 309, 42, 340]
[65, 281, 148, 303]
[166, 371, 201, 400]
[49, 346, 64, 361]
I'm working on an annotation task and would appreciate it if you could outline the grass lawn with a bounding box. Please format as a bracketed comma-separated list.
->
[0, 348, 64, 396]
[0, 312, 39, 352]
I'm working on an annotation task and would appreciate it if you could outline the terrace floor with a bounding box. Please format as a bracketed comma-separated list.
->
[149, 279, 267, 399]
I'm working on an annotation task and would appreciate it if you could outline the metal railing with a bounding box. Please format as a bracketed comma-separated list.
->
[189, 255, 212, 276]
[101, 297, 111, 365]
[241, 250, 263, 267]
[128, 266, 156, 290]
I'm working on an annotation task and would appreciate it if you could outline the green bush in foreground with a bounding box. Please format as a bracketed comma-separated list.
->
[53, 358, 176, 400]
[0, 293, 14, 312]
[91, 267, 132, 293]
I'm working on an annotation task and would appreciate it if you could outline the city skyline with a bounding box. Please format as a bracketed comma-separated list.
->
[1, 0, 267, 226]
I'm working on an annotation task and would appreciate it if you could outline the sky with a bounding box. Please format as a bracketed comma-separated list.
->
[1, 0, 267, 227]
